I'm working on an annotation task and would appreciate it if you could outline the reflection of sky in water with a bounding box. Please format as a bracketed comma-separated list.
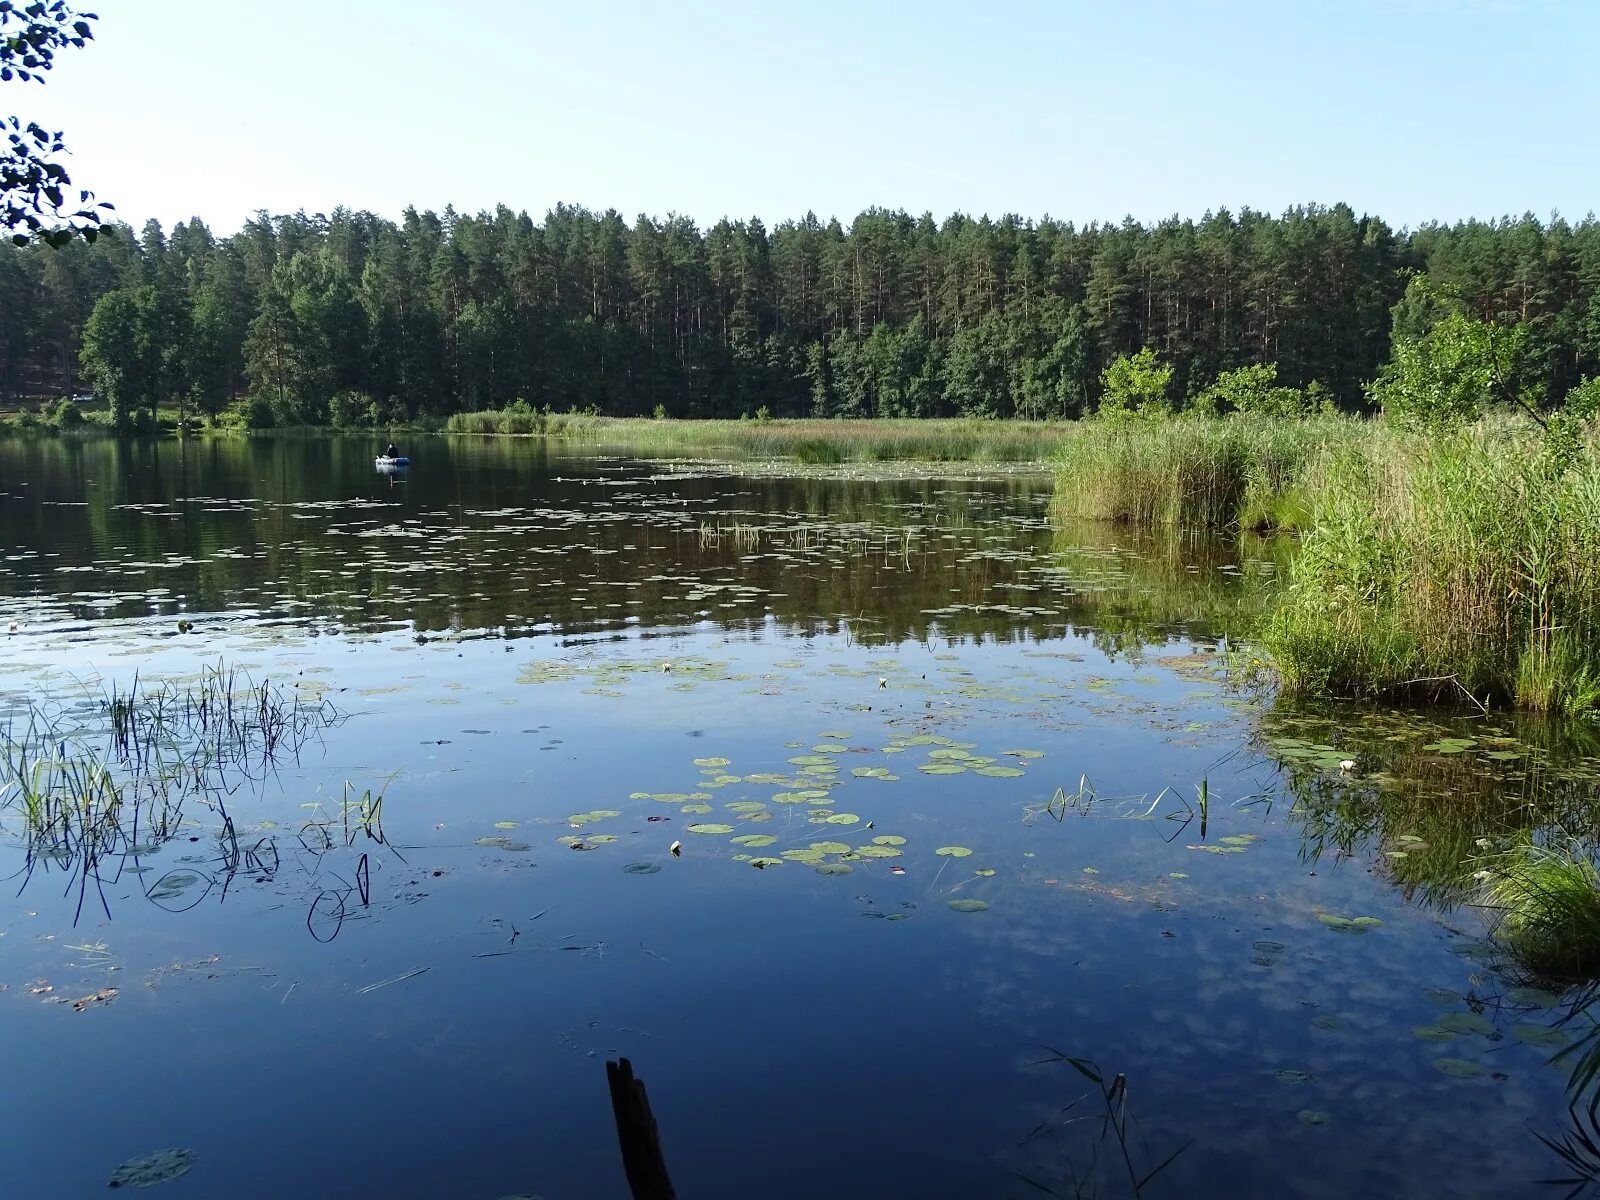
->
[0, 437, 1586, 1198]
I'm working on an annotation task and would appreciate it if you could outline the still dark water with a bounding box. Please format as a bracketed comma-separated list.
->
[1, 435, 1596, 1199]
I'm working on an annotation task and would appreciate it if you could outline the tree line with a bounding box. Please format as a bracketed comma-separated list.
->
[2, 202, 1598, 426]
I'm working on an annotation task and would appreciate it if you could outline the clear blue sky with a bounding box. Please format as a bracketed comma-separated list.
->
[20, 0, 1599, 235]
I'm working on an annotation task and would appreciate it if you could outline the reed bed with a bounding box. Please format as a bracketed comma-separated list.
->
[443, 411, 1076, 463]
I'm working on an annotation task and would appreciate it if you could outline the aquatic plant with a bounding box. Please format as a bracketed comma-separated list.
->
[1265, 419, 1600, 715]
[0, 667, 344, 921]
[1480, 841, 1600, 983]
[1051, 413, 1341, 530]
[444, 412, 1077, 463]
[1017, 1050, 1192, 1198]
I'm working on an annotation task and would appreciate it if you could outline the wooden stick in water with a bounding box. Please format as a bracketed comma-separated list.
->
[606, 1057, 677, 1200]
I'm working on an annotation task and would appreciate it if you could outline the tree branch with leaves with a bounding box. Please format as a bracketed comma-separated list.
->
[1, 0, 110, 246]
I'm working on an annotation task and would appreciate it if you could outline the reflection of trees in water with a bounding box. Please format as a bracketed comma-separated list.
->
[0, 439, 1294, 657]
[1260, 700, 1600, 912]
[1259, 698, 1600, 1191]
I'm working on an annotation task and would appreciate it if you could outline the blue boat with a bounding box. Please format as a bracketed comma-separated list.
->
[375, 455, 410, 469]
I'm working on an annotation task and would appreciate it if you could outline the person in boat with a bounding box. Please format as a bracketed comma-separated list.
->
[383, 442, 399, 459]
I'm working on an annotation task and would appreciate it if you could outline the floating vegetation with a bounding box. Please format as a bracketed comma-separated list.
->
[1318, 914, 1384, 933]
[1433, 1057, 1486, 1079]
[108, 1147, 196, 1188]
[1413, 1025, 1457, 1042]
[946, 898, 989, 912]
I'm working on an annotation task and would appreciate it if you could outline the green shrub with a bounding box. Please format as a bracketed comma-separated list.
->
[1097, 347, 1173, 420]
[239, 395, 277, 429]
[328, 390, 375, 428]
[51, 397, 85, 428]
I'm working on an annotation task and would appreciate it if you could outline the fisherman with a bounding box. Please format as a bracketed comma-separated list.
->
[383, 442, 399, 459]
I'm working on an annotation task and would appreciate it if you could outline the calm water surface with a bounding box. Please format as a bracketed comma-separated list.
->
[0, 436, 1595, 1199]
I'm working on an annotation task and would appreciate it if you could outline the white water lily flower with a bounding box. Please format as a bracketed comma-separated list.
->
[669, 840, 682, 856]
[1338, 759, 1356, 772]
[1475, 837, 1493, 850]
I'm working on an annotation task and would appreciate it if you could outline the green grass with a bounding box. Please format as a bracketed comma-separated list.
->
[1482, 841, 1600, 982]
[1050, 413, 1346, 530]
[1264, 420, 1600, 715]
[442, 410, 1077, 463]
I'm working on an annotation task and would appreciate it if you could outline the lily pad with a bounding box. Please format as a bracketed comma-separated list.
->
[475, 837, 531, 851]
[975, 766, 1025, 778]
[810, 841, 851, 854]
[872, 835, 907, 846]
[686, 823, 734, 835]
[1512, 1023, 1570, 1049]
[622, 862, 662, 875]
[1275, 1069, 1316, 1085]
[1296, 1109, 1332, 1127]
[815, 863, 854, 876]
[947, 899, 989, 913]
[109, 1148, 196, 1188]
[692, 757, 730, 768]
[1437, 1012, 1495, 1037]
[1432, 1057, 1485, 1078]
[1412, 1025, 1457, 1042]
[936, 846, 973, 858]
[1505, 987, 1563, 1009]
[1318, 914, 1382, 933]
[730, 834, 777, 848]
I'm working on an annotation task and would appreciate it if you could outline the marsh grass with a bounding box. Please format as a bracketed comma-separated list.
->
[1481, 842, 1600, 983]
[1265, 421, 1600, 714]
[1051, 414, 1346, 530]
[0, 667, 342, 920]
[444, 412, 1076, 463]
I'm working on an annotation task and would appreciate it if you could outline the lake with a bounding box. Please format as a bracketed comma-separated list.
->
[1, 435, 1596, 1199]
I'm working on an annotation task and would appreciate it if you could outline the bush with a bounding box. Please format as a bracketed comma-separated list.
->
[328, 390, 375, 428]
[239, 394, 277, 429]
[50, 397, 84, 427]
[1098, 348, 1173, 421]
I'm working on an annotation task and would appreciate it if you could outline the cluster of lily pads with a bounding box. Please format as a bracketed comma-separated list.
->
[469, 726, 1048, 911]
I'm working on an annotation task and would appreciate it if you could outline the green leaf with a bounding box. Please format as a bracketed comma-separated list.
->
[946, 898, 989, 912]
